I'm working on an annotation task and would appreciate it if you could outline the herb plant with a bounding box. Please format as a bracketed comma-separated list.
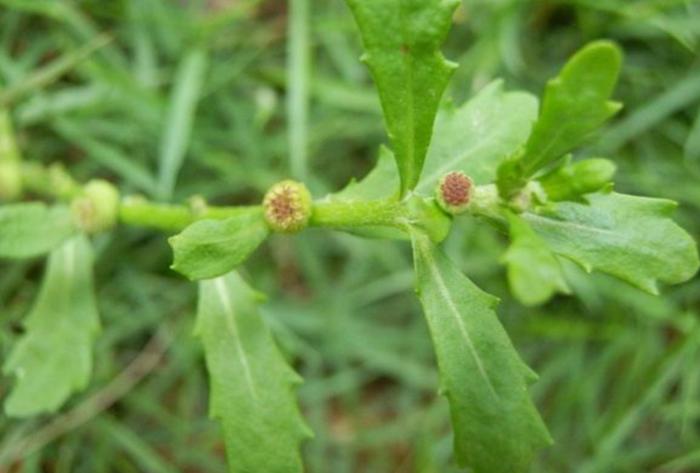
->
[1, 1, 698, 472]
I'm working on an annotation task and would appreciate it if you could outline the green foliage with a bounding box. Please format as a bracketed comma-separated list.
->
[332, 145, 399, 201]
[538, 157, 617, 202]
[498, 41, 623, 197]
[345, 0, 460, 195]
[1, 1, 699, 472]
[3, 235, 99, 417]
[170, 208, 269, 280]
[417, 80, 538, 192]
[0, 203, 76, 258]
[524, 193, 700, 295]
[411, 230, 552, 472]
[157, 48, 209, 201]
[196, 272, 311, 473]
[0, 110, 22, 199]
[503, 212, 570, 306]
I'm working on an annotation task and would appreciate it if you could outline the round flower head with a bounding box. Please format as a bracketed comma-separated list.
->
[71, 179, 120, 233]
[263, 180, 312, 233]
[436, 171, 473, 215]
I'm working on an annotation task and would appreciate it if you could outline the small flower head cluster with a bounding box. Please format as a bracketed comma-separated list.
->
[71, 179, 120, 234]
[436, 171, 473, 215]
[263, 180, 312, 233]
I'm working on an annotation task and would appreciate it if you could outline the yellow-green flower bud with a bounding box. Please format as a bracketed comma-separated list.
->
[262, 180, 312, 233]
[436, 171, 473, 215]
[71, 179, 120, 234]
[540, 158, 616, 202]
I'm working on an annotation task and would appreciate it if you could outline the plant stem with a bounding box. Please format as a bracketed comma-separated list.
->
[310, 199, 407, 229]
[119, 198, 259, 232]
[12, 161, 452, 234]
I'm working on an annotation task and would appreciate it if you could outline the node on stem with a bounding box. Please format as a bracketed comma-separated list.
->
[263, 180, 312, 233]
[71, 179, 120, 234]
[436, 171, 473, 215]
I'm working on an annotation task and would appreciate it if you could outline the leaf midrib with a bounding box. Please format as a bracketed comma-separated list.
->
[214, 278, 258, 400]
[419, 240, 499, 398]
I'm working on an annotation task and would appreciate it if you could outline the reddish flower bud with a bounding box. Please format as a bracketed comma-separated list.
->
[436, 171, 473, 215]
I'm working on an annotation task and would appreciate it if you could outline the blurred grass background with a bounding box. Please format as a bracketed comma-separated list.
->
[1, 0, 699, 472]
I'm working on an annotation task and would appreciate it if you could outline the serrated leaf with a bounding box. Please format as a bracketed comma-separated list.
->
[411, 230, 551, 472]
[498, 41, 622, 195]
[169, 208, 268, 281]
[196, 271, 311, 473]
[345, 0, 460, 195]
[524, 192, 700, 294]
[3, 235, 100, 417]
[416, 80, 538, 193]
[503, 212, 570, 306]
[0, 203, 76, 258]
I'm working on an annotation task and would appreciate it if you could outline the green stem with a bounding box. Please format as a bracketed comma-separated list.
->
[21, 162, 82, 200]
[467, 184, 505, 222]
[12, 161, 443, 235]
[310, 199, 407, 229]
[119, 198, 259, 232]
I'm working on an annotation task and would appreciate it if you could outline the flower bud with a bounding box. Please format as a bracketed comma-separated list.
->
[71, 179, 120, 234]
[540, 158, 616, 201]
[436, 171, 473, 215]
[262, 180, 312, 233]
[571, 159, 617, 193]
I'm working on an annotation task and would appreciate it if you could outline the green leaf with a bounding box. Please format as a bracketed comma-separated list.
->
[0, 110, 22, 199]
[345, 0, 459, 195]
[411, 230, 551, 472]
[196, 271, 311, 473]
[538, 157, 616, 202]
[417, 80, 538, 193]
[685, 106, 700, 162]
[3, 235, 100, 417]
[332, 145, 399, 201]
[524, 192, 700, 295]
[157, 48, 208, 200]
[169, 208, 269, 281]
[503, 212, 569, 306]
[498, 41, 623, 195]
[0, 203, 76, 258]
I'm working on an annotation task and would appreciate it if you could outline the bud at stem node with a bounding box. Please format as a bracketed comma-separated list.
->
[436, 171, 473, 215]
[262, 180, 312, 233]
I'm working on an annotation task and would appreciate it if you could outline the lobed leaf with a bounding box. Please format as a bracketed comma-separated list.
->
[417, 80, 538, 193]
[3, 235, 100, 417]
[498, 41, 623, 196]
[503, 212, 570, 306]
[524, 192, 700, 294]
[411, 230, 551, 472]
[196, 271, 311, 473]
[0, 203, 76, 258]
[345, 0, 459, 195]
[169, 208, 268, 280]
